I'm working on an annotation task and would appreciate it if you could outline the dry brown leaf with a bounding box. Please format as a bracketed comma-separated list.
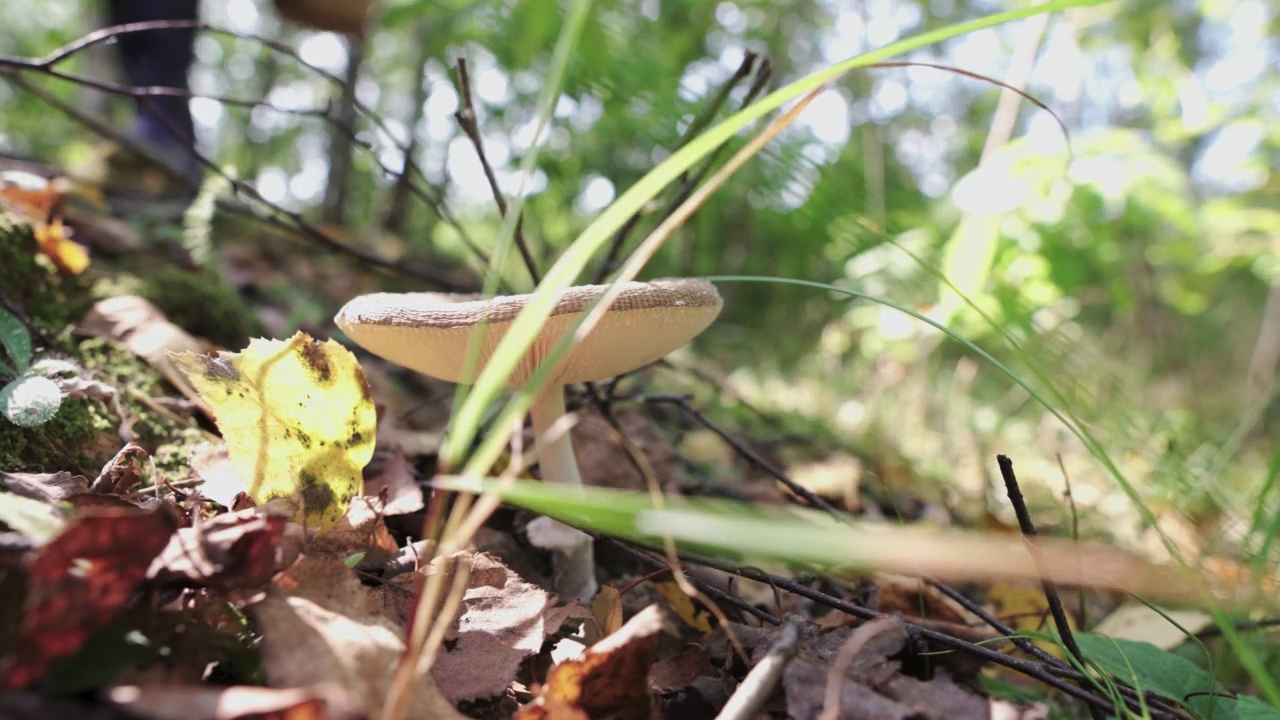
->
[362, 452, 424, 516]
[248, 555, 466, 720]
[383, 551, 592, 704]
[90, 443, 150, 495]
[651, 646, 730, 720]
[78, 296, 214, 415]
[0, 471, 89, 504]
[517, 604, 667, 720]
[147, 507, 296, 591]
[187, 442, 250, 509]
[105, 682, 361, 720]
[306, 496, 398, 567]
[587, 584, 623, 643]
[571, 411, 677, 492]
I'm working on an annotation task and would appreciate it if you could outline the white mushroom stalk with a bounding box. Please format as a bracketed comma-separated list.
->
[335, 278, 723, 601]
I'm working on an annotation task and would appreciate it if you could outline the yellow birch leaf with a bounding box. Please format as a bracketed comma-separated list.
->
[169, 332, 376, 531]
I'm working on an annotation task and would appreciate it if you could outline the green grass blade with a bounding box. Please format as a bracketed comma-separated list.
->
[444, 0, 596, 451]
[442, 0, 1108, 469]
[704, 274, 1280, 707]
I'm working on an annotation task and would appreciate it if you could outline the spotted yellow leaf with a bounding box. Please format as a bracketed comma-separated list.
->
[169, 332, 375, 531]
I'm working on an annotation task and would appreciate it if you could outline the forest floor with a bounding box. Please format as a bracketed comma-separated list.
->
[0, 173, 1275, 720]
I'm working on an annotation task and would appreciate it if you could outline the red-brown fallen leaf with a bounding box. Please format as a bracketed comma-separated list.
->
[90, 443, 150, 495]
[147, 507, 295, 591]
[248, 556, 466, 720]
[517, 604, 667, 720]
[382, 552, 593, 704]
[105, 682, 362, 720]
[1, 505, 180, 688]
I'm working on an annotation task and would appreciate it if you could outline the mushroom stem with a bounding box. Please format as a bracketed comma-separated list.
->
[529, 387, 582, 488]
[528, 387, 597, 602]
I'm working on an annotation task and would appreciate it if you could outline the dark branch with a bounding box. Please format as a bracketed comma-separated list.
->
[997, 454, 1104, 720]
[452, 56, 541, 286]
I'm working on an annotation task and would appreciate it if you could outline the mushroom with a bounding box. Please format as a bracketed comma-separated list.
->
[335, 278, 723, 600]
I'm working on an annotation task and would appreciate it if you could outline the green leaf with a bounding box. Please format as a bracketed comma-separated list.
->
[0, 307, 32, 375]
[0, 375, 62, 427]
[1076, 633, 1279, 719]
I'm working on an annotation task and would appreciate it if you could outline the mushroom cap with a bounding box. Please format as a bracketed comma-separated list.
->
[334, 278, 722, 387]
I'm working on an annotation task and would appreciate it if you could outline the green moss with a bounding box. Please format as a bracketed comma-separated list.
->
[0, 397, 115, 474]
[153, 427, 208, 478]
[78, 338, 180, 446]
[0, 216, 91, 336]
[97, 265, 259, 349]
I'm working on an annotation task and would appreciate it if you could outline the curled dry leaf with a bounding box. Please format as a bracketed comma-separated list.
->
[248, 555, 466, 720]
[0, 470, 89, 504]
[147, 506, 297, 591]
[382, 551, 593, 704]
[570, 411, 678, 492]
[90, 443, 150, 495]
[2, 504, 180, 689]
[516, 604, 668, 720]
[105, 682, 362, 720]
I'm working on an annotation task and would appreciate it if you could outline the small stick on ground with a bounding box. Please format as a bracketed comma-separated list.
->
[997, 454, 1104, 720]
[716, 620, 799, 720]
[603, 537, 780, 627]
[622, 539, 1179, 719]
[924, 578, 1069, 669]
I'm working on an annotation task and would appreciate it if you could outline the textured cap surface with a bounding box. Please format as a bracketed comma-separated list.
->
[335, 278, 722, 386]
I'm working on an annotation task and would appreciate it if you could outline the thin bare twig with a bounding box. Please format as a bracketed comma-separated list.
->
[452, 56, 541, 285]
[644, 393, 851, 521]
[627, 541, 1179, 719]
[1, 20, 490, 280]
[606, 538, 780, 627]
[594, 53, 771, 283]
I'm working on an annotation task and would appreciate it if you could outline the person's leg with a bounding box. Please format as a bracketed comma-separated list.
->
[104, 0, 200, 183]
